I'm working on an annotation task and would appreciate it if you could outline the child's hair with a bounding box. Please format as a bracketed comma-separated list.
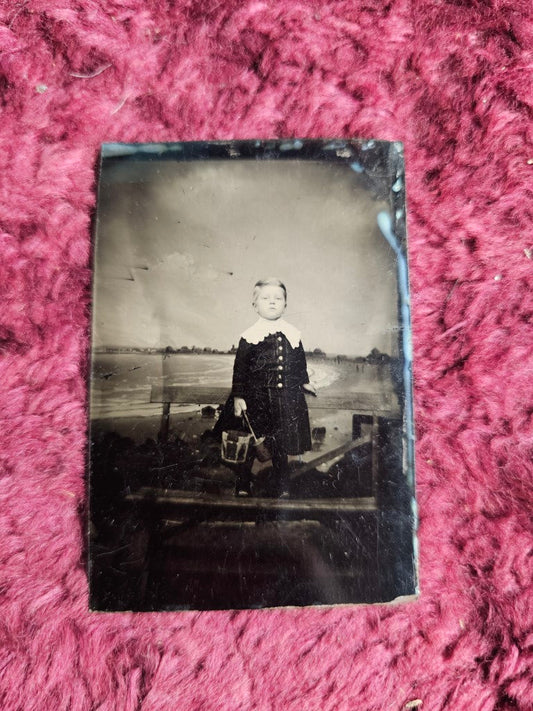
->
[252, 277, 287, 305]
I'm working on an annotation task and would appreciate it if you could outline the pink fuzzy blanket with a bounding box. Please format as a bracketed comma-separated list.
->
[1, 1, 532, 709]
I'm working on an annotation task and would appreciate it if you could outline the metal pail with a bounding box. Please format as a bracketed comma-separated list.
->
[221, 430, 253, 464]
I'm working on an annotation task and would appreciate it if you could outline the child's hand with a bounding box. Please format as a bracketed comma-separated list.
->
[234, 397, 247, 416]
[302, 383, 317, 396]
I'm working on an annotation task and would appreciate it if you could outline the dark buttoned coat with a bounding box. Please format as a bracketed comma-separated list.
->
[231, 331, 312, 455]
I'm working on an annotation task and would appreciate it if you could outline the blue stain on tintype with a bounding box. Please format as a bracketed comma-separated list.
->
[279, 139, 303, 151]
[101, 142, 181, 158]
[377, 212, 411, 361]
[324, 140, 347, 150]
[137, 143, 171, 154]
[101, 143, 140, 157]
[377, 211, 415, 485]
[392, 177, 403, 193]
[393, 141, 404, 156]
[350, 162, 364, 173]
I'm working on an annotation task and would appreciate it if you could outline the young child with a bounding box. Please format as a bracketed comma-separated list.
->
[230, 277, 316, 498]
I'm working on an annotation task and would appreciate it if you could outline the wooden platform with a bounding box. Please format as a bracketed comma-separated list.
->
[150, 383, 399, 445]
[126, 486, 378, 522]
[150, 384, 398, 413]
[123, 486, 382, 609]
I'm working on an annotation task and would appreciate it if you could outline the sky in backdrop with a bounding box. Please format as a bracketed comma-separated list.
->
[93, 155, 400, 357]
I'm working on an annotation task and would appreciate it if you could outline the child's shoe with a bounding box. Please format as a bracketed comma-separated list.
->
[279, 480, 290, 499]
[235, 477, 252, 497]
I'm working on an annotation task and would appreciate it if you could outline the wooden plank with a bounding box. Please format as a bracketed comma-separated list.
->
[151, 385, 230, 404]
[290, 433, 371, 477]
[150, 385, 397, 413]
[126, 487, 378, 515]
[371, 415, 379, 499]
[160, 401, 170, 442]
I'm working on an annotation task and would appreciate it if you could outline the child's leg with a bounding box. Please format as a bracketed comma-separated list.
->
[234, 462, 253, 497]
[233, 445, 255, 497]
[271, 440, 290, 498]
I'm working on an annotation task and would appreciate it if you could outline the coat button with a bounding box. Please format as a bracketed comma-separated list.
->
[278, 356, 283, 361]
[278, 365, 283, 370]
[277, 336, 282, 342]
[277, 383, 283, 388]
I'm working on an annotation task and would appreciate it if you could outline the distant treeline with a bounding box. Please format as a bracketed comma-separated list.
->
[96, 345, 392, 362]
[97, 345, 236, 355]
[307, 347, 392, 364]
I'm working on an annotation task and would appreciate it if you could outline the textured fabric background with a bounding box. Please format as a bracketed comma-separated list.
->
[1, 1, 532, 709]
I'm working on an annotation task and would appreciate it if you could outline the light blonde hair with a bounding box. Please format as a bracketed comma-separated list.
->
[252, 277, 287, 306]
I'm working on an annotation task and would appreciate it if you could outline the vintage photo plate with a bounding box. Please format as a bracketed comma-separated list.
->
[88, 139, 418, 611]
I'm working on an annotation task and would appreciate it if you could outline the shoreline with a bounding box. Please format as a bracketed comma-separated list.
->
[90, 354, 397, 448]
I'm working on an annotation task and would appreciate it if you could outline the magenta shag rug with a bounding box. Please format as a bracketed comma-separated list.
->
[1, 1, 532, 709]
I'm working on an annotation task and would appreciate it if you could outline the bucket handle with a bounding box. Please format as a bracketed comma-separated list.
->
[242, 411, 259, 443]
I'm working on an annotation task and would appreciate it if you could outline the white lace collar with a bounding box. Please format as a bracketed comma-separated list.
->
[240, 318, 301, 348]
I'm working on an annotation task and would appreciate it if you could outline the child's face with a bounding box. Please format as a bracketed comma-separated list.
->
[254, 285, 286, 320]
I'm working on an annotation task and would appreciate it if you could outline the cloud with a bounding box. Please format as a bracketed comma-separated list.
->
[94, 158, 400, 355]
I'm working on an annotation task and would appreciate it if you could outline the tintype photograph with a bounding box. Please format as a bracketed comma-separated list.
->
[88, 139, 418, 611]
